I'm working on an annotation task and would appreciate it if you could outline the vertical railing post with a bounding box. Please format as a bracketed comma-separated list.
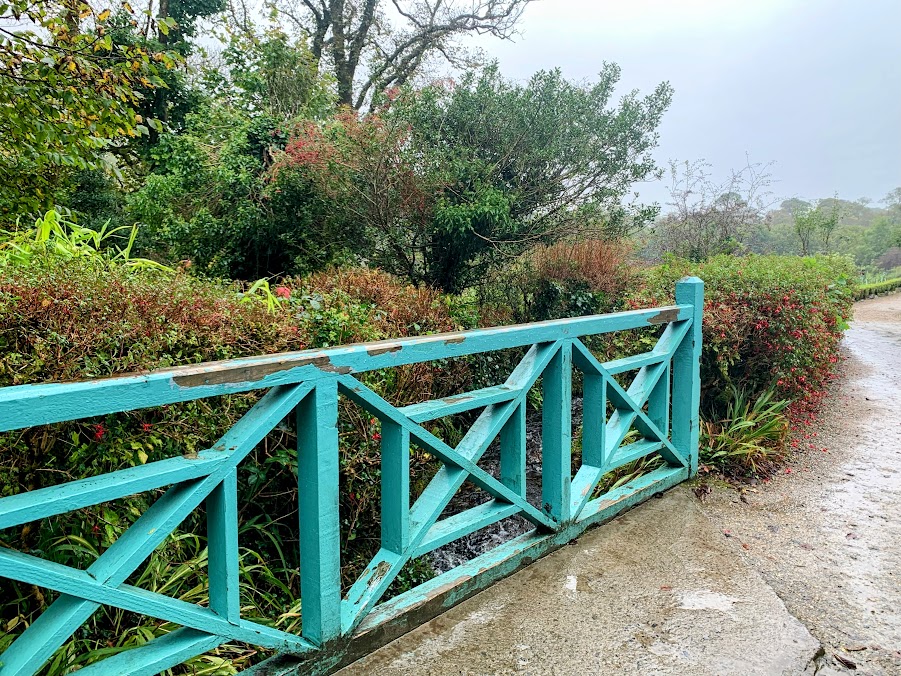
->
[581, 372, 606, 468]
[500, 400, 526, 498]
[381, 421, 410, 554]
[542, 340, 572, 524]
[297, 378, 342, 646]
[672, 277, 704, 476]
[207, 467, 240, 624]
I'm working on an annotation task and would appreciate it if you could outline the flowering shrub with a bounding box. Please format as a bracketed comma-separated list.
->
[631, 255, 855, 423]
[0, 256, 483, 669]
[499, 251, 856, 473]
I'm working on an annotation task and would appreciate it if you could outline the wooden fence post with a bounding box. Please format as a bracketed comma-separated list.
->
[672, 277, 704, 477]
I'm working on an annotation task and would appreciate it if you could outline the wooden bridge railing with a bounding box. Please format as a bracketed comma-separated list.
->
[0, 277, 703, 676]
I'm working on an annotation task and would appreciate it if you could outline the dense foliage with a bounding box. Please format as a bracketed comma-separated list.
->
[0, 0, 880, 668]
[0, 251, 489, 670]
[0, 0, 181, 217]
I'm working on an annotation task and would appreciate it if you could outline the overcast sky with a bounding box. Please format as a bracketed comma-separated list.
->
[467, 0, 901, 207]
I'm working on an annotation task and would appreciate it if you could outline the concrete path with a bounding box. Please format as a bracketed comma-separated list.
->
[700, 292, 901, 675]
[337, 292, 901, 676]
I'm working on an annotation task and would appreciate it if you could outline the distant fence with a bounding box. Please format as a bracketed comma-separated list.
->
[0, 278, 703, 676]
[854, 277, 901, 300]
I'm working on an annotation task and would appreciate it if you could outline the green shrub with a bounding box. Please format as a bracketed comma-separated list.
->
[629, 255, 855, 422]
[502, 251, 855, 474]
[700, 386, 790, 473]
[853, 277, 901, 300]
[0, 257, 485, 670]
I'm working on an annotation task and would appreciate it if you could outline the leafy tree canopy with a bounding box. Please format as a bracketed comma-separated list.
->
[0, 0, 181, 217]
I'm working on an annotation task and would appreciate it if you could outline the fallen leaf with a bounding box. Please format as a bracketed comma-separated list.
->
[833, 653, 857, 669]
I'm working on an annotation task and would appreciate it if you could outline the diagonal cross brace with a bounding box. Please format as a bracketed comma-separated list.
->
[338, 341, 562, 632]
[569, 333, 690, 519]
[572, 339, 686, 466]
[0, 383, 312, 676]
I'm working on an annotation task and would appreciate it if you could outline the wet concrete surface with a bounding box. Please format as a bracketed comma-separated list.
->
[340, 491, 820, 676]
[338, 292, 901, 676]
[699, 292, 901, 674]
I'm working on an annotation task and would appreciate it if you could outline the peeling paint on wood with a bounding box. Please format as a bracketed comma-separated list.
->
[648, 307, 680, 324]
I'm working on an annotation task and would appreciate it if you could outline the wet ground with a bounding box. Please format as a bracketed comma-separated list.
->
[700, 292, 901, 674]
[338, 292, 901, 676]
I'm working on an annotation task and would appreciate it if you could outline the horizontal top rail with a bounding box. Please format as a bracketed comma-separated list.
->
[0, 304, 690, 432]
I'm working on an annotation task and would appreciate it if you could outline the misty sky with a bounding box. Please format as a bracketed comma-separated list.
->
[466, 0, 901, 207]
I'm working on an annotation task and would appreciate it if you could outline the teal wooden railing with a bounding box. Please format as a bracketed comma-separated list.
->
[0, 277, 703, 676]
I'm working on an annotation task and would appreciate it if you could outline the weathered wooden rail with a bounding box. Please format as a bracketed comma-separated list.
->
[0, 277, 703, 676]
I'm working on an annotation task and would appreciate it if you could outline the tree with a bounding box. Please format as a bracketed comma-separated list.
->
[274, 63, 673, 292]
[249, 0, 534, 108]
[792, 199, 841, 255]
[651, 159, 775, 261]
[0, 0, 179, 219]
[212, 29, 336, 121]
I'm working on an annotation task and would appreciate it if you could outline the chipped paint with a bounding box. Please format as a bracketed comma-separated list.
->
[368, 561, 393, 587]
[648, 307, 679, 325]
[444, 335, 466, 345]
[171, 356, 351, 387]
[366, 344, 402, 357]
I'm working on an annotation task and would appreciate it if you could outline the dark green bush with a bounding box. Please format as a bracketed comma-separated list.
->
[0, 257, 484, 671]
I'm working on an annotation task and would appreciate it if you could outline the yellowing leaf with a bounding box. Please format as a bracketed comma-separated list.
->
[98, 9, 110, 21]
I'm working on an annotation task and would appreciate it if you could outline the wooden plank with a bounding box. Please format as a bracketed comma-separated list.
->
[341, 548, 405, 635]
[0, 548, 313, 651]
[541, 341, 572, 523]
[71, 629, 226, 676]
[672, 278, 704, 476]
[499, 401, 526, 498]
[398, 385, 521, 422]
[297, 379, 343, 646]
[649, 363, 671, 439]
[604, 440, 664, 474]
[0, 306, 691, 432]
[207, 468, 240, 624]
[581, 372, 606, 468]
[601, 320, 690, 374]
[381, 421, 410, 555]
[0, 452, 227, 530]
[602, 351, 668, 375]
[412, 501, 521, 557]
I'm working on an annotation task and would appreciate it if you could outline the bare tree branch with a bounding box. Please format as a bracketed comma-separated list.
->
[265, 0, 534, 107]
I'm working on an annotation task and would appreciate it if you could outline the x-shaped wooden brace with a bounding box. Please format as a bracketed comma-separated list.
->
[0, 384, 316, 676]
[569, 320, 692, 519]
[336, 341, 562, 634]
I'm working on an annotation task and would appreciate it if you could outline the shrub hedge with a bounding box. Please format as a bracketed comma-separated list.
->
[852, 277, 901, 300]
[0, 258, 482, 672]
[0, 251, 857, 668]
